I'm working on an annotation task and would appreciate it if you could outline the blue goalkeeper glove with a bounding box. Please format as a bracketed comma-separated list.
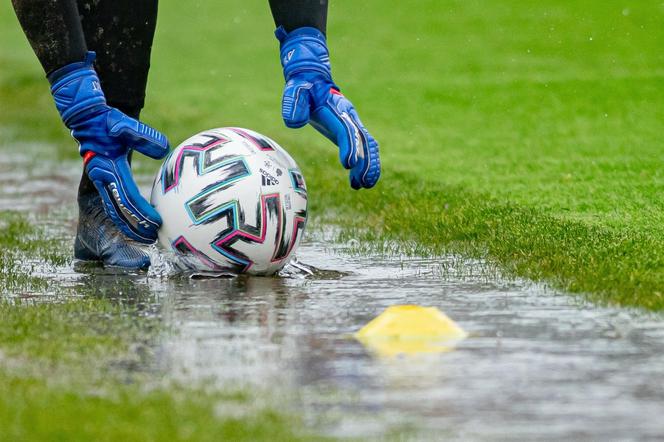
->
[49, 52, 169, 244]
[276, 26, 381, 189]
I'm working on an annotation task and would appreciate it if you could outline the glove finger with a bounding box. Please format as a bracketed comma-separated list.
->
[310, 96, 361, 169]
[282, 80, 312, 128]
[348, 109, 381, 189]
[86, 155, 162, 243]
[107, 108, 170, 160]
[350, 133, 381, 189]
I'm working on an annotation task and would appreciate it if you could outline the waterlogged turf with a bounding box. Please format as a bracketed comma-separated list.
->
[4, 199, 664, 439]
[2, 0, 664, 439]
[3, 1, 664, 306]
[0, 151, 313, 441]
[0, 299, 310, 441]
[156, 238, 664, 440]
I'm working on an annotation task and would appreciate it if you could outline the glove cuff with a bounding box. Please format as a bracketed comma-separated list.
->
[275, 26, 333, 81]
[48, 51, 107, 126]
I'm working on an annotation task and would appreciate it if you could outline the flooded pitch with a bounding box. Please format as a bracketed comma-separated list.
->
[62, 237, 664, 440]
[143, 239, 664, 440]
[3, 153, 664, 440]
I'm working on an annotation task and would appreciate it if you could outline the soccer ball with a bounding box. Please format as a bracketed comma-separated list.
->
[150, 127, 308, 275]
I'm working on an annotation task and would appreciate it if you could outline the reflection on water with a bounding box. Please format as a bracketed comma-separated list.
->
[0, 148, 80, 215]
[2, 150, 664, 439]
[146, 239, 664, 440]
[354, 305, 468, 358]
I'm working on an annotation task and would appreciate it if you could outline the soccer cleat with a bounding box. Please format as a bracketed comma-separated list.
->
[74, 193, 150, 269]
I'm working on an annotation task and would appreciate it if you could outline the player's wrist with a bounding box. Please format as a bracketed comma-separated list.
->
[275, 26, 333, 82]
[48, 51, 108, 126]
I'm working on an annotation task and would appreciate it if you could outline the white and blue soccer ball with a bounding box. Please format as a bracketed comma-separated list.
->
[150, 127, 308, 275]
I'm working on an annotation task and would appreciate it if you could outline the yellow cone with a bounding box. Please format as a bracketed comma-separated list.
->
[355, 305, 467, 357]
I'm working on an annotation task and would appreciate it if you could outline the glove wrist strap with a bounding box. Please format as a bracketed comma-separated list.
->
[275, 26, 333, 81]
[48, 51, 107, 127]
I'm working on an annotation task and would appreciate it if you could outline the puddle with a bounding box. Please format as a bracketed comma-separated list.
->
[0, 147, 79, 214]
[2, 149, 664, 439]
[145, 240, 664, 440]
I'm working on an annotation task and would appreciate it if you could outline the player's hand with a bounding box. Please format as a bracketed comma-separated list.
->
[49, 52, 169, 243]
[276, 27, 380, 189]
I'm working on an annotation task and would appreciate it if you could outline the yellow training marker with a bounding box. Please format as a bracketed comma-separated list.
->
[355, 305, 468, 357]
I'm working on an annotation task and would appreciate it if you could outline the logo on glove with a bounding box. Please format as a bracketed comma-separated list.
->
[109, 183, 152, 230]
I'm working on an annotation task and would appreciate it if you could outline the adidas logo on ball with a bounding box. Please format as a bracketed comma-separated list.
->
[260, 168, 279, 186]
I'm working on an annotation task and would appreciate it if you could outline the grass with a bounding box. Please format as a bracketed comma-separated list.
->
[0, 375, 301, 442]
[0, 214, 315, 441]
[0, 212, 68, 294]
[322, 173, 664, 308]
[3, 1, 664, 308]
[1, 0, 664, 437]
[0, 297, 309, 442]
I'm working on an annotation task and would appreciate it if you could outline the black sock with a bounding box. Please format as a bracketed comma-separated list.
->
[78, 0, 159, 115]
[76, 0, 159, 201]
[268, 0, 328, 34]
[11, 0, 88, 73]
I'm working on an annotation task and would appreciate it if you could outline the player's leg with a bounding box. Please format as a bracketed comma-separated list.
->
[11, 0, 87, 72]
[268, 0, 328, 32]
[77, 0, 158, 120]
[74, 0, 160, 268]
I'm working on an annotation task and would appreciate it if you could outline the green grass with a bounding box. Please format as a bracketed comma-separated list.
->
[2, 0, 664, 437]
[3, 1, 664, 308]
[1, 374, 302, 442]
[0, 297, 155, 364]
[0, 215, 316, 441]
[0, 297, 310, 442]
[0, 212, 68, 294]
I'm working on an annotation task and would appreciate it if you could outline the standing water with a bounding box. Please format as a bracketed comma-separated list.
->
[3, 150, 664, 440]
[145, 237, 664, 440]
